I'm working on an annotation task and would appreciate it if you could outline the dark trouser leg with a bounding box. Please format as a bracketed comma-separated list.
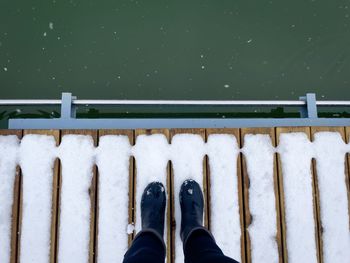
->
[123, 231, 166, 263]
[184, 229, 240, 263]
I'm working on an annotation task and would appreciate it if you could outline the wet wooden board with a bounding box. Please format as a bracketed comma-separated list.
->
[276, 127, 322, 263]
[0, 130, 22, 263]
[135, 129, 172, 263]
[206, 128, 246, 263]
[241, 128, 283, 263]
[60, 130, 98, 263]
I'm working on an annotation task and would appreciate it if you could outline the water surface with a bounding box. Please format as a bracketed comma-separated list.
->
[0, 0, 350, 100]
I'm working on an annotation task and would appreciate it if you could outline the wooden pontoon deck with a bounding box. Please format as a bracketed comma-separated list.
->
[0, 127, 349, 263]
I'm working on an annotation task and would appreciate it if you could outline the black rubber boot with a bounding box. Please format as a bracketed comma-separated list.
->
[137, 182, 166, 248]
[180, 179, 213, 247]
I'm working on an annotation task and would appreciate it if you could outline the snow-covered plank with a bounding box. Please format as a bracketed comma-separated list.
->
[345, 127, 350, 228]
[0, 130, 21, 263]
[311, 127, 350, 262]
[96, 130, 133, 263]
[57, 130, 97, 263]
[133, 129, 171, 262]
[24, 130, 60, 263]
[206, 128, 244, 263]
[276, 127, 319, 263]
[170, 128, 207, 263]
[19, 131, 58, 263]
[241, 128, 281, 263]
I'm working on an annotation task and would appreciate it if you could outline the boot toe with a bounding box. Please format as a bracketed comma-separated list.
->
[141, 182, 166, 238]
[142, 182, 165, 203]
[180, 179, 203, 204]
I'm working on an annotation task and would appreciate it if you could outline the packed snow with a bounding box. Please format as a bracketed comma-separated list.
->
[242, 134, 278, 263]
[0, 131, 349, 262]
[0, 135, 20, 263]
[278, 133, 317, 263]
[207, 134, 241, 261]
[95, 135, 132, 263]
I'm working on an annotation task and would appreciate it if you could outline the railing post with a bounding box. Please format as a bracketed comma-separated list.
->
[60, 92, 77, 119]
[299, 93, 318, 118]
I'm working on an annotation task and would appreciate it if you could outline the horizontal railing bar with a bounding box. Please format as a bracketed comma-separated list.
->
[316, 101, 350, 106]
[74, 100, 306, 106]
[0, 100, 62, 105]
[0, 99, 350, 106]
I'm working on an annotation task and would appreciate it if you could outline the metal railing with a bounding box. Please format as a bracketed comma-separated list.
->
[1, 92, 349, 129]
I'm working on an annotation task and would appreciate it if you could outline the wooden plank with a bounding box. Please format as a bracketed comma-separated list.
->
[346, 127, 350, 230]
[311, 126, 350, 236]
[98, 129, 135, 247]
[135, 129, 172, 263]
[0, 129, 22, 263]
[240, 128, 282, 263]
[276, 127, 322, 263]
[206, 128, 246, 263]
[170, 129, 207, 226]
[21, 130, 60, 263]
[60, 130, 98, 263]
[169, 128, 206, 263]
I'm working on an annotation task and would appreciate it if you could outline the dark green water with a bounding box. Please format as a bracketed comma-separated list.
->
[1, 0, 350, 100]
